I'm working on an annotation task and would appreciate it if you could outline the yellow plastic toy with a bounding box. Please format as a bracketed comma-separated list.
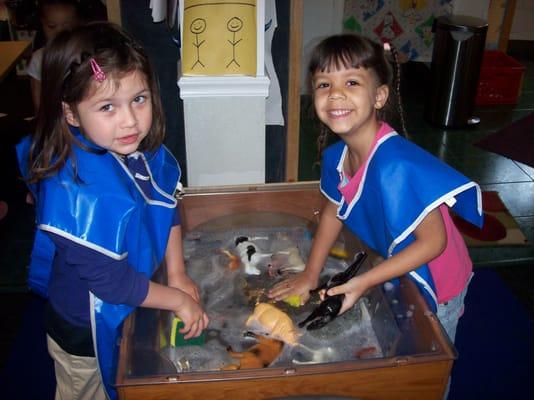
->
[283, 295, 302, 308]
[329, 246, 349, 259]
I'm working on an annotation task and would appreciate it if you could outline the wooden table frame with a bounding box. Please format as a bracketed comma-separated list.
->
[116, 182, 455, 400]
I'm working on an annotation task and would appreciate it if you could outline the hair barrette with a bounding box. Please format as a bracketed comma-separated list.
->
[383, 42, 391, 52]
[90, 58, 106, 82]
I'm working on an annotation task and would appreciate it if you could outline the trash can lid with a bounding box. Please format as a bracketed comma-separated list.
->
[435, 15, 488, 33]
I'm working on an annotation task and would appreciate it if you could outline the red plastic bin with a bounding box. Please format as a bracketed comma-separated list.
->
[476, 50, 525, 105]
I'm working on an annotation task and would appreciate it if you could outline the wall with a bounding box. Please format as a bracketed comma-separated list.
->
[301, 0, 344, 93]
[298, 0, 493, 92]
[510, 0, 534, 40]
[451, 0, 534, 42]
[453, 0, 490, 20]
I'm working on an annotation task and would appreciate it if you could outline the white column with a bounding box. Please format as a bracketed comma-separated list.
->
[178, 76, 270, 187]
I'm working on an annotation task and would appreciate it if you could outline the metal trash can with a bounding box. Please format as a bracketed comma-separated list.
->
[425, 15, 488, 128]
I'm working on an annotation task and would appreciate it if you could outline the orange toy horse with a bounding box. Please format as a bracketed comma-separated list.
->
[223, 332, 283, 370]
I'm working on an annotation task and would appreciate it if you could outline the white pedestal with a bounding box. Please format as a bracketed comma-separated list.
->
[178, 76, 270, 187]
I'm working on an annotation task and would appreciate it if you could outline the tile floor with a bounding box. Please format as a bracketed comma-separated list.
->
[0, 55, 533, 372]
[404, 61, 534, 268]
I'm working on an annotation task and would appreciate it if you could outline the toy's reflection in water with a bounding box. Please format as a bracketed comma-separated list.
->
[157, 212, 392, 373]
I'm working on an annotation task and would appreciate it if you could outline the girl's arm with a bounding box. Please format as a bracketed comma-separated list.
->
[141, 282, 208, 339]
[269, 201, 343, 303]
[46, 231, 208, 338]
[158, 224, 208, 338]
[165, 224, 200, 302]
[327, 207, 447, 314]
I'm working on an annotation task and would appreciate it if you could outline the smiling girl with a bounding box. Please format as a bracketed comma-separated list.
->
[269, 35, 483, 384]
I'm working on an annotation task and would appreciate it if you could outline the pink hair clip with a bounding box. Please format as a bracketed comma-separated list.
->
[383, 42, 391, 52]
[90, 58, 106, 82]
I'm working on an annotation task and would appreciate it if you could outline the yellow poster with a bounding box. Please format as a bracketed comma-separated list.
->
[182, 0, 257, 76]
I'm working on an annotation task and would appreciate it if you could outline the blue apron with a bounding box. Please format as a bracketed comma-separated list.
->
[17, 128, 181, 399]
[320, 131, 483, 312]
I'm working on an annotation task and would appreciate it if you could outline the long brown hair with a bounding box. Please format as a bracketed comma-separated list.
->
[27, 21, 166, 183]
[308, 34, 407, 164]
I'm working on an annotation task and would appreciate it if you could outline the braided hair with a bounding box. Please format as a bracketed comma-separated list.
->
[308, 34, 407, 165]
[388, 43, 408, 140]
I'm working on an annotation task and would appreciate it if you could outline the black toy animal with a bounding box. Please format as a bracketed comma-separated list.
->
[298, 251, 367, 330]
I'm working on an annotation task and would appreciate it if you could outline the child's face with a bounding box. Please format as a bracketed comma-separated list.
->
[41, 4, 78, 42]
[64, 70, 153, 156]
[312, 66, 388, 138]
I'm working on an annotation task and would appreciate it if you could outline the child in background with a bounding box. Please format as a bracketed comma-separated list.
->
[17, 22, 208, 400]
[269, 34, 483, 394]
[26, 0, 80, 113]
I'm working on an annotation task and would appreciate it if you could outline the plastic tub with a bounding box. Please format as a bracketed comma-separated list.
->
[476, 50, 525, 105]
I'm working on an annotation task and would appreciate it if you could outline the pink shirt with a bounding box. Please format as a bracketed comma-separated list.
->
[338, 122, 472, 303]
[428, 205, 472, 303]
[338, 122, 393, 202]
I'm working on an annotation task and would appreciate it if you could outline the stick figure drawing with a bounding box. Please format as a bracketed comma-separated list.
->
[181, 0, 257, 75]
[190, 18, 206, 69]
[226, 16, 243, 68]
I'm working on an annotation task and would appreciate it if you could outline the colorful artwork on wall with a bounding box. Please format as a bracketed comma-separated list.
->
[343, 0, 454, 62]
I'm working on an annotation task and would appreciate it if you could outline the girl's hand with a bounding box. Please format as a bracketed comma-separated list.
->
[169, 271, 200, 302]
[141, 282, 207, 339]
[323, 276, 369, 315]
[174, 295, 209, 339]
[268, 272, 319, 304]
[317, 207, 447, 316]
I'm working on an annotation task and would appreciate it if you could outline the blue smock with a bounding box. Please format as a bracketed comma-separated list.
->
[320, 131, 483, 312]
[17, 128, 181, 399]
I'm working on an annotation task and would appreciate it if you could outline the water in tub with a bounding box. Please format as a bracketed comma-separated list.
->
[160, 213, 386, 372]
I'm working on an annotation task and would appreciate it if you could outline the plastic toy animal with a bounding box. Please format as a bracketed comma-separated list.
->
[292, 344, 338, 365]
[235, 236, 272, 275]
[267, 247, 306, 277]
[329, 246, 349, 259]
[246, 303, 299, 345]
[298, 251, 367, 330]
[220, 249, 240, 270]
[223, 331, 283, 370]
